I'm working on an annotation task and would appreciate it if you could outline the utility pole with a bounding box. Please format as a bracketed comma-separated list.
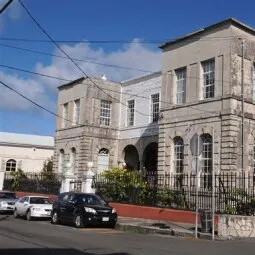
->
[0, 0, 13, 14]
[240, 38, 245, 179]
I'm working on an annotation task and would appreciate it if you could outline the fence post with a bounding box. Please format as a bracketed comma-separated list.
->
[0, 171, 4, 190]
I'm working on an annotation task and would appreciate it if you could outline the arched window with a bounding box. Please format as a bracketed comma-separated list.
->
[201, 134, 213, 189]
[97, 149, 109, 174]
[6, 159, 16, 172]
[58, 149, 65, 173]
[70, 147, 76, 173]
[201, 134, 212, 174]
[173, 137, 184, 174]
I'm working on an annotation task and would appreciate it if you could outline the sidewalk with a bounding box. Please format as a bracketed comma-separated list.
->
[117, 216, 222, 240]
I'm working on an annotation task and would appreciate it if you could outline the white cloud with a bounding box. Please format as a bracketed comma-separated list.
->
[0, 40, 161, 112]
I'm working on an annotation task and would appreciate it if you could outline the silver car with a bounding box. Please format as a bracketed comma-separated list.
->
[0, 191, 18, 213]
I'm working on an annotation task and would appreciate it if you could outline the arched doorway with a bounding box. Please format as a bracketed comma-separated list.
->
[142, 142, 158, 172]
[97, 148, 109, 174]
[123, 145, 139, 171]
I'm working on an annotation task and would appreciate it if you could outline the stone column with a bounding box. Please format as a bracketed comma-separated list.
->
[0, 171, 4, 190]
[81, 170, 95, 194]
[60, 170, 75, 193]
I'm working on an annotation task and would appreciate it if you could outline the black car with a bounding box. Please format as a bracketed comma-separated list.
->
[51, 192, 117, 228]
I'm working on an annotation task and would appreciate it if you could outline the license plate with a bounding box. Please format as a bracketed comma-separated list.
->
[102, 217, 109, 222]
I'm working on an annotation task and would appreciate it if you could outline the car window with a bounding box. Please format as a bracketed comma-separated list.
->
[29, 197, 52, 204]
[77, 194, 107, 206]
[57, 193, 68, 202]
[0, 192, 16, 199]
[24, 197, 29, 203]
[19, 197, 27, 203]
[68, 194, 75, 202]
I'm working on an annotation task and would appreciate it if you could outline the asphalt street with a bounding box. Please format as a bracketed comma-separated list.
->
[1, 214, 255, 255]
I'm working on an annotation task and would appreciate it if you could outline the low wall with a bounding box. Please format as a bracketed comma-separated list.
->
[16, 191, 217, 224]
[218, 215, 255, 238]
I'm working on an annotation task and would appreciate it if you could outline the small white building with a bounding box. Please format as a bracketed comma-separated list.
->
[0, 132, 54, 173]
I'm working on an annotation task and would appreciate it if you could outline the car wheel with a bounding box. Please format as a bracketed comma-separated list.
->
[13, 209, 19, 218]
[109, 222, 116, 229]
[51, 211, 59, 224]
[74, 214, 84, 228]
[26, 210, 32, 221]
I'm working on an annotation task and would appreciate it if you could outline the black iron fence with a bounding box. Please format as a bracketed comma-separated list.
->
[94, 171, 255, 215]
[3, 172, 62, 195]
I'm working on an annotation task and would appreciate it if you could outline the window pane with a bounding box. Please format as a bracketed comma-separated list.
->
[100, 100, 111, 126]
[173, 138, 184, 174]
[151, 93, 160, 122]
[127, 100, 135, 126]
[74, 99, 80, 125]
[202, 60, 215, 99]
[176, 68, 186, 104]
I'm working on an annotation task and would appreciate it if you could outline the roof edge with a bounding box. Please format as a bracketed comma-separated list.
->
[159, 18, 255, 49]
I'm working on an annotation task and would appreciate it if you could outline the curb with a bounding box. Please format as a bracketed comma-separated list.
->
[116, 223, 225, 241]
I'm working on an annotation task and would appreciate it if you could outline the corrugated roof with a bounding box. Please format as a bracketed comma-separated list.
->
[0, 132, 54, 148]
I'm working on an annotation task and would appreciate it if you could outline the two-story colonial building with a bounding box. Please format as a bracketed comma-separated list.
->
[158, 18, 255, 180]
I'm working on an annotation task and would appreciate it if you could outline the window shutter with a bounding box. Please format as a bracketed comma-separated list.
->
[17, 160, 22, 170]
[1, 159, 6, 171]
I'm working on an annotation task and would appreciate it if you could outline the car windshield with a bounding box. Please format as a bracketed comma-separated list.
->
[77, 194, 107, 206]
[0, 192, 16, 199]
[29, 197, 52, 204]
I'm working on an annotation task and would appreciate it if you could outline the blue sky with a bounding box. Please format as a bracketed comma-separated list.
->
[0, 0, 255, 136]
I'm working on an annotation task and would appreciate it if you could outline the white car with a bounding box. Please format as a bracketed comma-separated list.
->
[14, 196, 53, 221]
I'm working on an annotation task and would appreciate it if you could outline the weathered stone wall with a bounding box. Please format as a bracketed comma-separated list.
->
[218, 215, 255, 238]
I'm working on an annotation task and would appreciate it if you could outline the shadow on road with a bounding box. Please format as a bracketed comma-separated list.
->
[0, 249, 129, 255]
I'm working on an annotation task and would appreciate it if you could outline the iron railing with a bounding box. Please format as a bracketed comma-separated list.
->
[94, 171, 255, 215]
[3, 172, 62, 195]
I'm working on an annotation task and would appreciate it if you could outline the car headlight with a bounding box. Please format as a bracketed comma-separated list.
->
[112, 208, 116, 214]
[0, 201, 8, 207]
[32, 207, 41, 211]
[84, 207, 97, 214]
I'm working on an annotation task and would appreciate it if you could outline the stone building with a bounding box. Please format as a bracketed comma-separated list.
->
[54, 73, 161, 175]
[158, 18, 255, 178]
[119, 72, 161, 172]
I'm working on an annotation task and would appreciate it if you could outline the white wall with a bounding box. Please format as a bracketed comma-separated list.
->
[0, 145, 54, 173]
[120, 73, 161, 139]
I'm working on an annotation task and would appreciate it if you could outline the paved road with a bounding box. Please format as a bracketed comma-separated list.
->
[1, 214, 255, 255]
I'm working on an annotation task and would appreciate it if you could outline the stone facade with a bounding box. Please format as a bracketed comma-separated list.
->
[158, 18, 255, 174]
[218, 215, 255, 238]
[54, 73, 161, 174]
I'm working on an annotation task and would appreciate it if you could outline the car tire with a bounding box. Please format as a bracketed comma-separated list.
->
[13, 209, 19, 218]
[109, 222, 116, 229]
[51, 211, 59, 224]
[26, 210, 32, 221]
[74, 214, 84, 228]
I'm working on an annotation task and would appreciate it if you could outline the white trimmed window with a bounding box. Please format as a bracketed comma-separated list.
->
[202, 59, 215, 99]
[62, 103, 68, 128]
[6, 159, 16, 172]
[100, 100, 111, 126]
[73, 99, 80, 125]
[176, 68, 186, 104]
[253, 63, 255, 103]
[201, 134, 212, 174]
[127, 100, 135, 126]
[151, 93, 160, 122]
[173, 137, 184, 174]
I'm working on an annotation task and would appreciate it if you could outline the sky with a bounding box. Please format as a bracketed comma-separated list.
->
[0, 0, 254, 136]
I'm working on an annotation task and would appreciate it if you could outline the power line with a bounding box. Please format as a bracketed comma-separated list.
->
[0, 43, 152, 74]
[0, 63, 219, 115]
[18, 0, 150, 117]
[0, 79, 80, 126]
[0, 0, 13, 14]
[0, 36, 238, 44]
